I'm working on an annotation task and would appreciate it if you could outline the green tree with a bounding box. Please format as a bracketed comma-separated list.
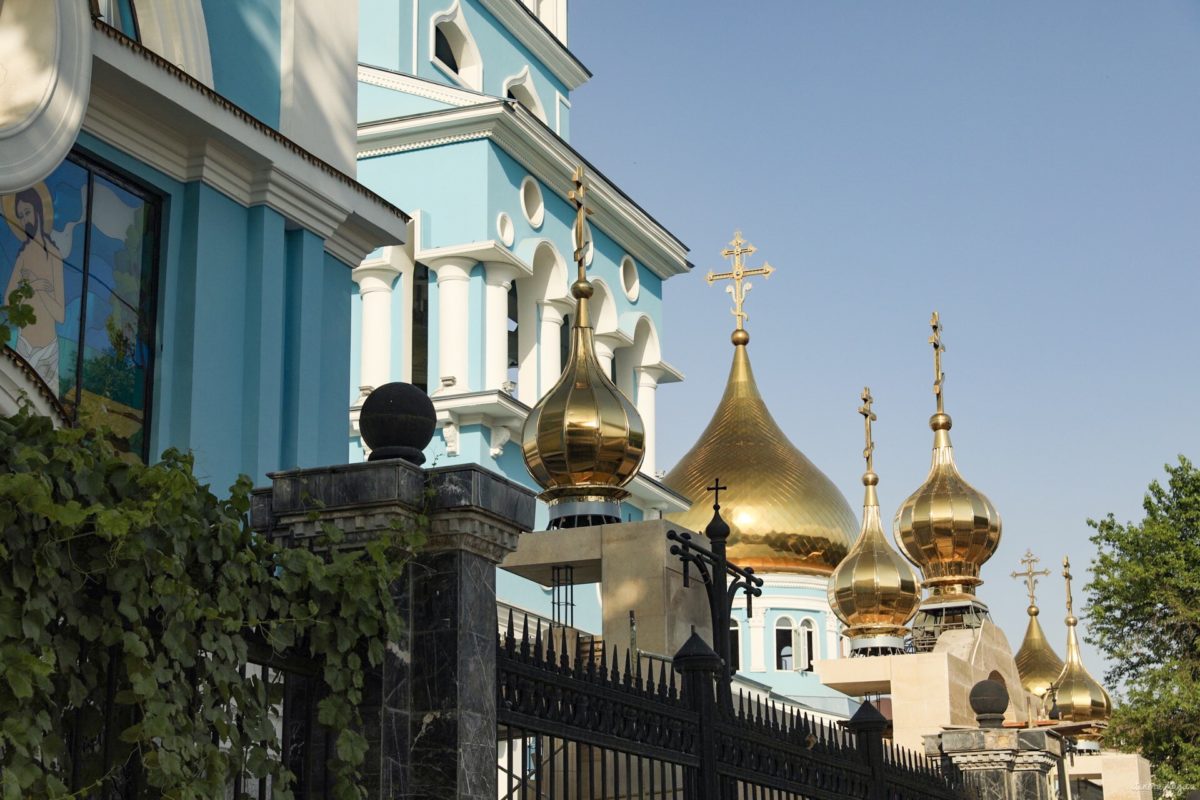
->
[1086, 456, 1200, 790]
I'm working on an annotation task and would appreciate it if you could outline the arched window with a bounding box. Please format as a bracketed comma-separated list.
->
[800, 618, 817, 672]
[430, 2, 483, 90]
[728, 621, 741, 673]
[501, 67, 548, 122]
[774, 617, 795, 671]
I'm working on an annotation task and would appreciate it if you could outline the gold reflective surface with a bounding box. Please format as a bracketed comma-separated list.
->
[1011, 550, 1064, 699]
[828, 389, 921, 638]
[663, 344, 856, 574]
[521, 167, 645, 504]
[894, 313, 1001, 602]
[1053, 557, 1112, 724]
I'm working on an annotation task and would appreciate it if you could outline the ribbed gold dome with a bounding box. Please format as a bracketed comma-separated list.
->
[521, 168, 644, 520]
[663, 341, 856, 575]
[828, 390, 921, 651]
[1015, 605, 1066, 701]
[894, 313, 1001, 603]
[1053, 557, 1112, 725]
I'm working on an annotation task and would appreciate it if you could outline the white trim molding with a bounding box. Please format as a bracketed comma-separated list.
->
[358, 102, 690, 280]
[430, 0, 483, 92]
[501, 65, 547, 123]
[359, 65, 488, 108]
[475, 0, 589, 91]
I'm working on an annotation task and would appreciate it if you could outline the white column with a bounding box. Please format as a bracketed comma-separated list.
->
[636, 369, 658, 474]
[594, 339, 615, 380]
[429, 257, 473, 394]
[516, 286, 539, 405]
[483, 263, 519, 392]
[538, 302, 565, 395]
[352, 262, 401, 394]
[748, 615, 766, 673]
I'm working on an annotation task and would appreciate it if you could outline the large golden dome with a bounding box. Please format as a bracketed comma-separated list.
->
[894, 313, 1001, 603]
[663, 341, 856, 575]
[828, 390, 921, 652]
[1053, 557, 1112, 725]
[521, 168, 644, 525]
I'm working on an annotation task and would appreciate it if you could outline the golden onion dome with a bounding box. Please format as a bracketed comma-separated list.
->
[1010, 550, 1066, 701]
[828, 389, 921, 653]
[894, 313, 1001, 603]
[1053, 557, 1112, 724]
[663, 231, 855, 574]
[521, 169, 644, 527]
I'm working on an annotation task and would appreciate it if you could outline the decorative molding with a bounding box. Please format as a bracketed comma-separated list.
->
[475, 0, 590, 90]
[0, 0, 93, 192]
[85, 23, 408, 265]
[358, 65, 490, 106]
[429, 0, 483, 92]
[501, 65, 547, 123]
[489, 425, 512, 457]
[357, 103, 690, 280]
[427, 511, 521, 563]
[441, 419, 460, 455]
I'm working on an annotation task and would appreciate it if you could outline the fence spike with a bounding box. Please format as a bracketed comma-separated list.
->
[598, 639, 608, 673]
[546, 622, 556, 664]
[657, 660, 669, 699]
[533, 620, 545, 664]
[611, 646, 621, 684]
[520, 613, 530, 661]
[561, 626, 571, 671]
[505, 608, 515, 655]
[623, 649, 633, 688]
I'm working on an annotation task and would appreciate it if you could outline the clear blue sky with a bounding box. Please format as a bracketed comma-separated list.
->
[569, 1, 1200, 685]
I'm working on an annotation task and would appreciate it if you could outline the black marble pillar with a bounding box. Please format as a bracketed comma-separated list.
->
[925, 728, 1068, 800]
[252, 459, 535, 800]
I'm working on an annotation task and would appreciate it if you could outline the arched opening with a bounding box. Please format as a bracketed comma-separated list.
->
[800, 618, 817, 672]
[775, 617, 795, 671]
[502, 67, 547, 122]
[514, 240, 567, 405]
[430, 2, 482, 90]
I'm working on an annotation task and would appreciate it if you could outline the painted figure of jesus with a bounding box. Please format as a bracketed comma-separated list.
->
[4, 183, 65, 391]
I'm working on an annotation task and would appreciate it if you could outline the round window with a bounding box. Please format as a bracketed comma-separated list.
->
[620, 255, 640, 301]
[496, 212, 515, 246]
[520, 176, 544, 228]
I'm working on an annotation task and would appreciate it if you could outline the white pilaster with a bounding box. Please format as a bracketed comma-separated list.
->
[538, 302, 565, 395]
[516, 288, 539, 405]
[636, 369, 658, 475]
[483, 263, 519, 392]
[748, 615, 766, 673]
[428, 257, 474, 394]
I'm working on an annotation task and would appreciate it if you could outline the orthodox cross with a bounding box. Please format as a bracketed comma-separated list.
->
[1062, 556, 1075, 618]
[568, 165, 594, 275]
[858, 387, 876, 472]
[705, 231, 775, 331]
[929, 311, 946, 413]
[1011, 549, 1051, 607]
[707, 476, 728, 509]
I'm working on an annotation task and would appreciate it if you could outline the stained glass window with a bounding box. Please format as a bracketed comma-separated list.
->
[1, 153, 159, 457]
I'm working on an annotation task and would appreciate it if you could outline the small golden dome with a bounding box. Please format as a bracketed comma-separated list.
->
[894, 313, 1001, 602]
[1011, 550, 1065, 700]
[828, 390, 921, 651]
[663, 340, 856, 575]
[1053, 557, 1112, 724]
[521, 168, 644, 525]
[1016, 606, 1066, 700]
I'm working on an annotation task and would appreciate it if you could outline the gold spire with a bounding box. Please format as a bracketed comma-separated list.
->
[1011, 550, 1065, 702]
[705, 230, 775, 345]
[521, 167, 645, 524]
[663, 232, 856, 574]
[828, 389, 921, 652]
[1052, 556, 1112, 724]
[894, 312, 1002, 604]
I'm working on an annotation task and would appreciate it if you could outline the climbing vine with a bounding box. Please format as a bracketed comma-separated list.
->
[0, 408, 425, 800]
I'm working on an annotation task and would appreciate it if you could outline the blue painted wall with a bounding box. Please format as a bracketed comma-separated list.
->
[202, 0, 282, 126]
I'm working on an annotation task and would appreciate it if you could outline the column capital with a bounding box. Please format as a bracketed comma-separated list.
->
[482, 261, 521, 288]
[352, 262, 403, 294]
[636, 368, 660, 389]
[425, 255, 476, 282]
[539, 301, 566, 325]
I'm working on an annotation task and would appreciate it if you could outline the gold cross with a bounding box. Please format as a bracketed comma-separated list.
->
[1010, 549, 1051, 607]
[929, 311, 946, 413]
[567, 165, 594, 277]
[706, 230, 775, 331]
[1062, 556, 1075, 617]
[858, 387, 877, 472]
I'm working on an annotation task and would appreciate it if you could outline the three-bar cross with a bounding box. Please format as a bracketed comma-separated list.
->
[706, 231, 775, 331]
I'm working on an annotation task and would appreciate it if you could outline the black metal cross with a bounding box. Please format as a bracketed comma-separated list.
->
[668, 478, 763, 712]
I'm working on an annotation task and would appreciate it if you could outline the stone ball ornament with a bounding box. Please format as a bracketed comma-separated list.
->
[359, 382, 436, 464]
[968, 679, 1009, 728]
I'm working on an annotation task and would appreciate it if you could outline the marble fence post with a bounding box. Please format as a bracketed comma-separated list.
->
[251, 383, 536, 800]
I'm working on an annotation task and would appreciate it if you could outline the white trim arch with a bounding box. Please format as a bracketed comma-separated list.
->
[774, 615, 796, 671]
[502, 65, 547, 122]
[513, 238, 569, 405]
[430, 1, 483, 91]
[798, 616, 818, 672]
[131, 0, 215, 86]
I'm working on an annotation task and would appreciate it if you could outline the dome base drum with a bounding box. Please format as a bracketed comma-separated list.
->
[847, 633, 907, 656]
[909, 598, 991, 653]
[547, 497, 622, 529]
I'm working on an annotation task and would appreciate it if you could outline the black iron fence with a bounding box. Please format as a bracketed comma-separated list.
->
[497, 611, 965, 800]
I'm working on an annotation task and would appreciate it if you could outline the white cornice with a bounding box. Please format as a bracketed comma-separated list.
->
[358, 64, 485, 108]
[85, 29, 408, 266]
[358, 103, 690, 280]
[475, 0, 590, 91]
[418, 239, 533, 276]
